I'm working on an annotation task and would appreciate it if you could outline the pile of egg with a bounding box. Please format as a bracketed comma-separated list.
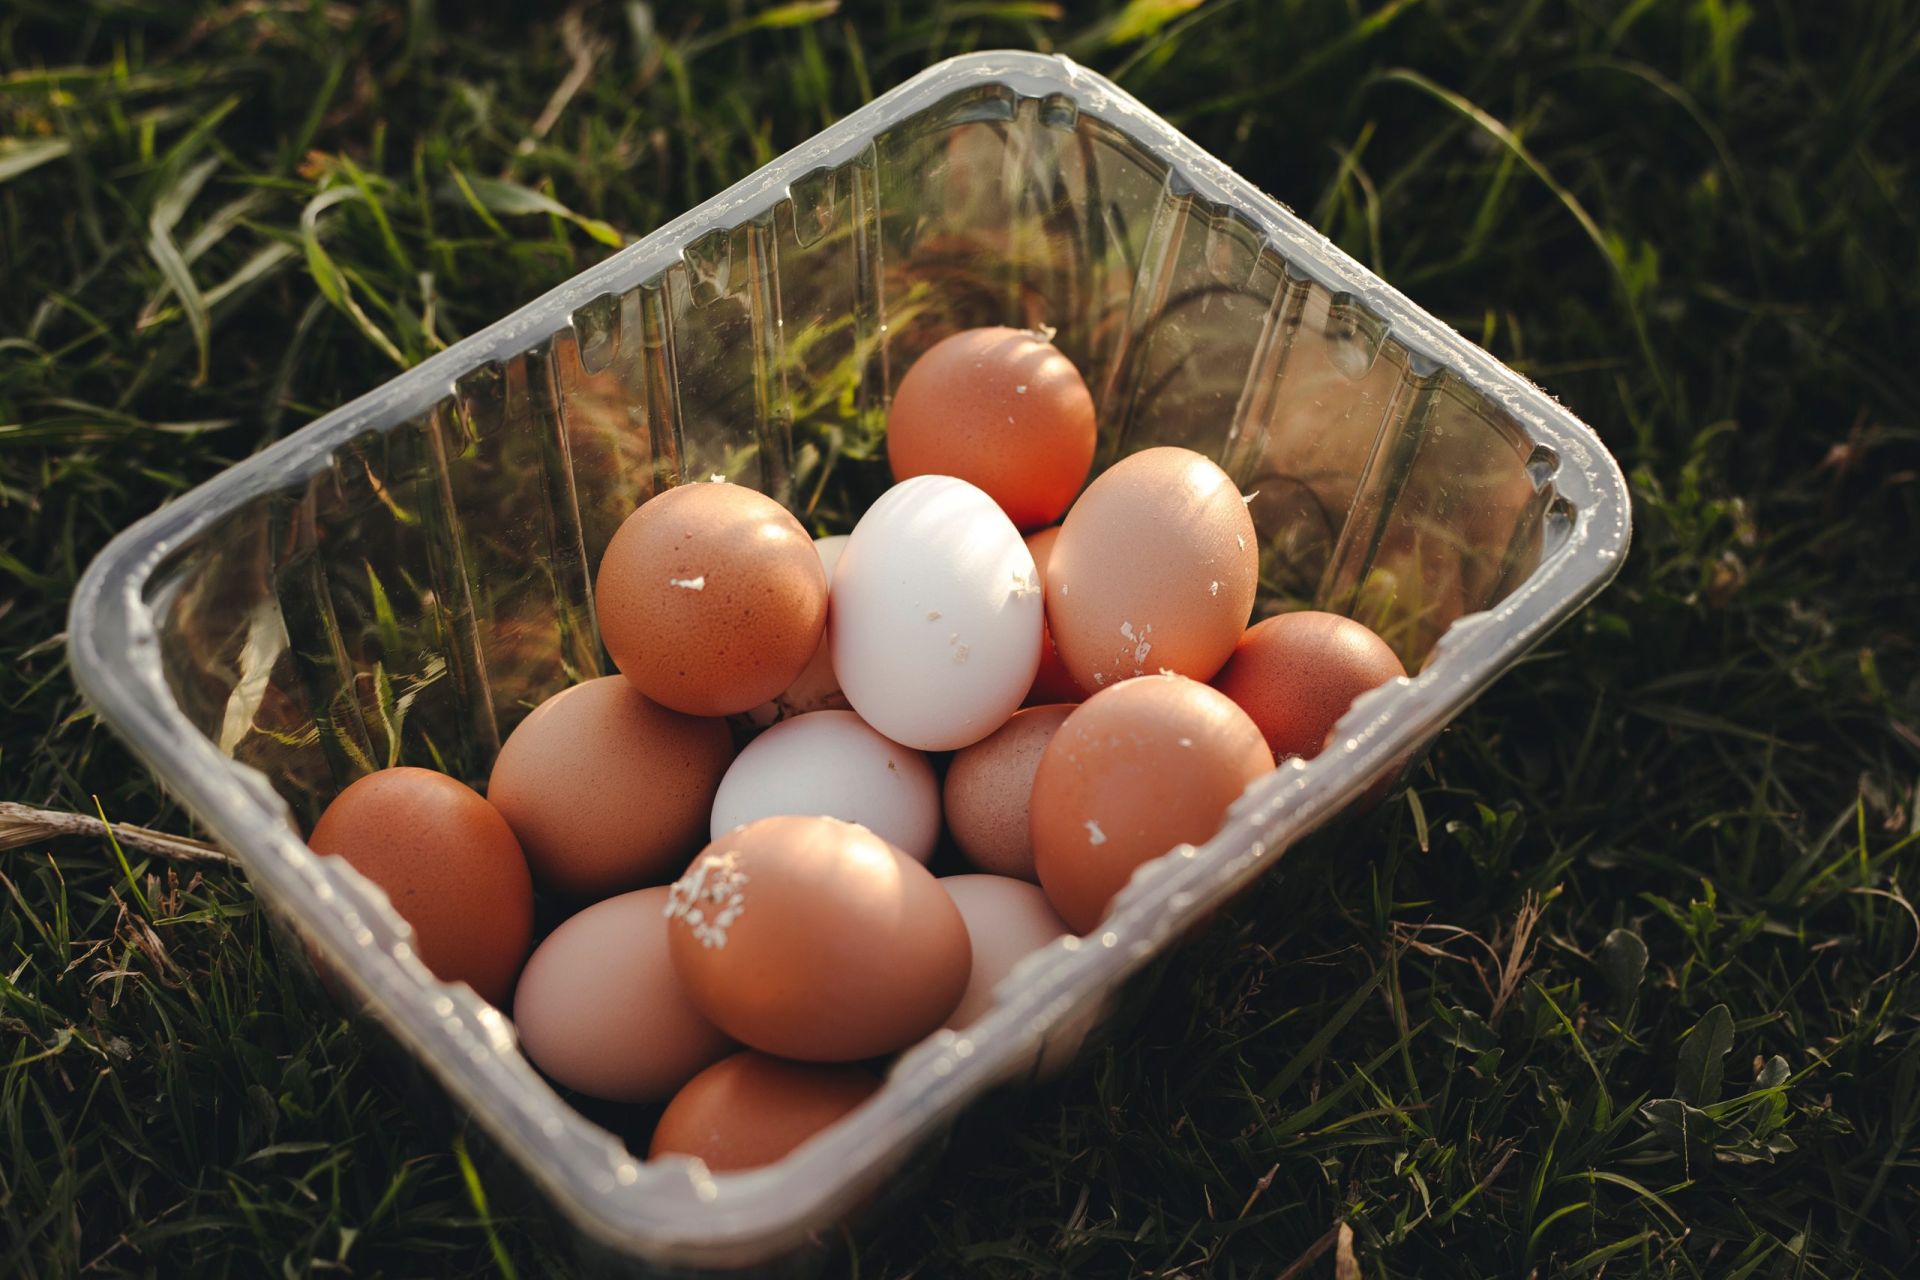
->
[307, 327, 1407, 1172]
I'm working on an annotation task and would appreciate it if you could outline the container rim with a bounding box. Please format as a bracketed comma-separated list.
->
[67, 49, 1631, 1268]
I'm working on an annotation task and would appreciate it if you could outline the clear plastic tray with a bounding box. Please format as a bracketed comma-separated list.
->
[67, 51, 1630, 1274]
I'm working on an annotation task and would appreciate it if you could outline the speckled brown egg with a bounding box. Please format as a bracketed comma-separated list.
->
[1022, 526, 1088, 705]
[945, 704, 1074, 881]
[648, 1052, 878, 1172]
[488, 676, 732, 899]
[664, 815, 972, 1061]
[512, 887, 734, 1102]
[887, 327, 1097, 530]
[308, 767, 533, 1006]
[595, 481, 828, 716]
[1047, 447, 1258, 690]
[1031, 674, 1273, 933]
[1212, 611, 1407, 761]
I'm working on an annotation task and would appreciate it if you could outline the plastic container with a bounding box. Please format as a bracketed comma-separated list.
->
[68, 51, 1630, 1274]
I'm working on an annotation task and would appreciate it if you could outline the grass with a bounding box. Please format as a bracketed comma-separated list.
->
[3, 0, 1917, 1275]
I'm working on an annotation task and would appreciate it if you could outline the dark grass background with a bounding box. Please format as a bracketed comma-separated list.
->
[4, 1, 1918, 1276]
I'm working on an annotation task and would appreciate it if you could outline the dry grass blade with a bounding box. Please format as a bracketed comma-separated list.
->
[0, 802, 234, 865]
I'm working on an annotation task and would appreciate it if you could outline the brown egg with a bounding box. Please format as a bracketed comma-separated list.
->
[1031, 674, 1273, 933]
[308, 767, 533, 1006]
[1047, 447, 1258, 690]
[945, 704, 1074, 881]
[1212, 611, 1407, 761]
[887, 327, 1097, 530]
[595, 481, 829, 716]
[1022, 526, 1088, 705]
[665, 815, 972, 1061]
[940, 874, 1095, 1081]
[488, 676, 733, 899]
[649, 1052, 878, 1172]
[512, 887, 734, 1102]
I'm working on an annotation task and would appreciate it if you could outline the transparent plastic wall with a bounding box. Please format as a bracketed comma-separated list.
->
[147, 79, 1557, 832]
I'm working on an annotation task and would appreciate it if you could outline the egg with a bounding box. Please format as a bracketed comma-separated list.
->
[512, 887, 733, 1102]
[1212, 611, 1407, 760]
[1031, 674, 1273, 933]
[665, 815, 972, 1061]
[746, 535, 851, 726]
[1047, 447, 1258, 690]
[488, 676, 733, 898]
[830, 475, 1043, 751]
[886, 326, 1097, 530]
[595, 481, 829, 716]
[944, 704, 1073, 880]
[648, 1052, 878, 1172]
[308, 767, 533, 1006]
[939, 874, 1092, 1080]
[1022, 526, 1088, 705]
[709, 710, 940, 864]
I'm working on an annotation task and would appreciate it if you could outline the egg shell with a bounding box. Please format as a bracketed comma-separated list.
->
[886, 327, 1097, 530]
[709, 710, 940, 864]
[944, 704, 1074, 880]
[308, 767, 533, 1007]
[1212, 611, 1407, 761]
[1031, 674, 1273, 933]
[830, 475, 1043, 751]
[649, 1052, 878, 1172]
[1022, 526, 1088, 705]
[939, 874, 1095, 1081]
[1047, 447, 1258, 690]
[665, 815, 972, 1061]
[746, 535, 851, 726]
[512, 887, 733, 1102]
[488, 676, 733, 899]
[595, 481, 828, 716]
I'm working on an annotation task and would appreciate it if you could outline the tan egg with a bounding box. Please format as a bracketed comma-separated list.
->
[745, 534, 851, 727]
[1031, 674, 1273, 933]
[1213, 611, 1407, 761]
[887, 327, 1096, 530]
[308, 767, 532, 1007]
[488, 676, 733, 899]
[1022, 526, 1088, 705]
[512, 887, 733, 1102]
[595, 481, 828, 716]
[1047, 447, 1258, 690]
[648, 1052, 878, 1172]
[944, 704, 1074, 881]
[664, 815, 972, 1061]
[938, 875, 1094, 1081]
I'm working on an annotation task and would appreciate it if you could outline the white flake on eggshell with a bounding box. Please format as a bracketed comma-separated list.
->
[1209, 580, 1220, 596]
[664, 850, 749, 949]
[1084, 821, 1107, 846]
[1178, 737, 1194, 748]
[668, 576, 707, 591]
[1015, 384, 1027, 394]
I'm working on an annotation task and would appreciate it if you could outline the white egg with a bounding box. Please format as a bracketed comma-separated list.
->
[708, 710, 940, 863]
[830, 476, 1043, 751]
[744, 535, 851, 727]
